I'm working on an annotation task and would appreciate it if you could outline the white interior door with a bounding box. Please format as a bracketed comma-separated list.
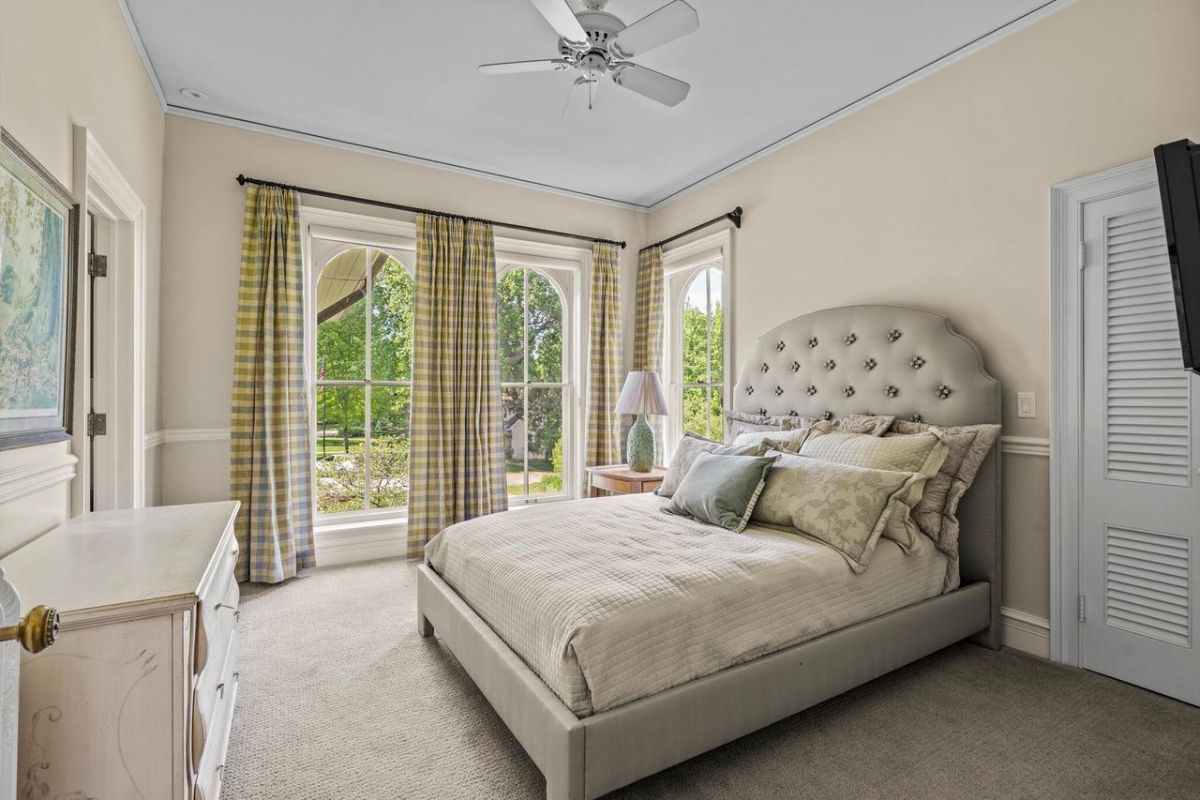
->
[1080, 185, 1200, 706]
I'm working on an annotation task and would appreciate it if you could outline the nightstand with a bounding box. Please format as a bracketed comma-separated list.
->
[586, 464, 667, 497]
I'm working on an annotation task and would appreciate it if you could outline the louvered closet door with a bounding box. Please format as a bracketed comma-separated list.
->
[1080, 186, 1200, 706]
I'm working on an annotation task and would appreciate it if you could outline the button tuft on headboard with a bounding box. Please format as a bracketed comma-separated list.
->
[843, 386, 855, 397]
[774, 386, 784, 396]
[844, 333, 857, 345]
[823, 359, 836, 370]
[936, 385, 953, 399]
[885, 385, 899, 398]
[806, 385, 818, 396]
[821, 411, 833, 420]
[863, 358, 876, 370]
[745, 385, 754, 396]
[887, 329, 902, 343]
[790, 360, 800, 372]
[775, 340, 786, 352]
[910, 355, 926, 369]
[807, 337, 818, 348]
[760, 362, 769, 373]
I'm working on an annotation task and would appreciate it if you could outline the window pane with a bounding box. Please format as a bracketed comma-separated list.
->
[369, 386, 410, 510]
[528, 387, 564, 495]
[502, 386, 526, 497]
[706, 387, 724, 442]
[316, 248, 367, 380]
[682, 386, 710, 439]
[526, 270, 563, 383]
[497, 270, 525, 383]
[706, 268, 724, 384]
[371, 256, 414, 382]
[681, 271, 709, 384]
[314, 385, 366, 513]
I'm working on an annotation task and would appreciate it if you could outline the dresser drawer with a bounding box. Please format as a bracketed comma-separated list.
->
[195, 539, 239, 677]
[192, 630, 239, 777]
[192, 655, 238, 800]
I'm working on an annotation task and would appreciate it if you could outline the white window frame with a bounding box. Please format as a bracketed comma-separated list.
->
[662, 229, 733, 456]
[301, 207, 588, 538]
[495, 238, 587, 505]
[305, 210, 416, 526]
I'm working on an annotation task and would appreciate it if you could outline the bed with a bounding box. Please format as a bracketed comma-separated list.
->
[416, 304, 1002, 799]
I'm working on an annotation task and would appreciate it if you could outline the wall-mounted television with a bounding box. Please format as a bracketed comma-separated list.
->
[1154, 139, 1200, 375]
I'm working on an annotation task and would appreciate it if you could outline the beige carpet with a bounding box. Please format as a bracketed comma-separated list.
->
[223, 559, 1200, 800]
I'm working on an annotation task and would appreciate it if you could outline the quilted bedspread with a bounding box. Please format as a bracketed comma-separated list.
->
[425, 493, 946, 717]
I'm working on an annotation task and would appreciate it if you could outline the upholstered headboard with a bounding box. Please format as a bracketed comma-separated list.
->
[732, 304, 1002, 648]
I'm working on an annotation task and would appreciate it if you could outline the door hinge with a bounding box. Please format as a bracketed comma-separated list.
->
[1078, 241, 1086, 270]
[1077, 593, 1086, 623]
[87, 253, 108, 278]
[86, 412, 107, 437]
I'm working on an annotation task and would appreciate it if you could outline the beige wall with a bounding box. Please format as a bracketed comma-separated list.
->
[0, 0, 164, 545]
[159, 115, 645, 503]
[646, 0, 1200, 619]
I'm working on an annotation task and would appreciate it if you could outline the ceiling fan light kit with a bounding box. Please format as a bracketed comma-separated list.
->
[480, 0, 699, 109]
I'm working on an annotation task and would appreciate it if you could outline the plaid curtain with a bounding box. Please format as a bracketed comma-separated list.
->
[586, 242, 623, 466]
[229, 184, 315, 584]
[633, 245, 665, 459]
[408, 213, 508, 557]
[632, 245, 664, 372]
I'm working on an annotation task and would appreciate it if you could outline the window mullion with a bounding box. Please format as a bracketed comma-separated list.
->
[363, 248, 373, 511]
[522, 268, 530, 496]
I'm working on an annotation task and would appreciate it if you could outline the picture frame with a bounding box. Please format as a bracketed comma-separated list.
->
[0, 128, 79, 451]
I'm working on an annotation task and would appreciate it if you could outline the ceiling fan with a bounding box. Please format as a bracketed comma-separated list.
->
[480, 0, 700, 109]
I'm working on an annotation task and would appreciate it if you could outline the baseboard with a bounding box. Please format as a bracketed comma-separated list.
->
[313, 518, 407, 567]
[1000, 606, 1050, 658]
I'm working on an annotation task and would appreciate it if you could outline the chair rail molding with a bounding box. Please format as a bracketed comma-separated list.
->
[1000, 435, 1050, 458]
[0, 451, 78, 506]
[144, 428, 232, 448]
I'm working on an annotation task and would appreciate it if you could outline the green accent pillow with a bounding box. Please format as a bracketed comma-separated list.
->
[664, 453, 778, 532]
[657, 434, 772, 498]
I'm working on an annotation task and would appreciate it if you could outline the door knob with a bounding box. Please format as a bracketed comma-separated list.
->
[0, 605, 59, 653]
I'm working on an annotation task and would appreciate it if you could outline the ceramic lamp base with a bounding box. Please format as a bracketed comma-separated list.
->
[626, 414, 655, 472]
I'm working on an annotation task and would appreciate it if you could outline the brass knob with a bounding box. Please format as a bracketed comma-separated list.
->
[0, 605, 59, 653]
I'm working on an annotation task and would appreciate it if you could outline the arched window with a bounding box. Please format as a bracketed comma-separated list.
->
[497, 266, 571, 499]
[313, 246, 414, 514]
[677, 266, 724, 439]
[664, 235, 730, 452]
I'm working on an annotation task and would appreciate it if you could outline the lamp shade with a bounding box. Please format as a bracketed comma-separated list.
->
[615, 371, 668, 416]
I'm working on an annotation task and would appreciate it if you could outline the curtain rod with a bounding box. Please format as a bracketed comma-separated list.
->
[235, 174, 626, 249]
[648, 207, 743, 252]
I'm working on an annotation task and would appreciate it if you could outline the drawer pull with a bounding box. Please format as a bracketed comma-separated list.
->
[0, 605, 59, 654]
[216, 682, 225, 699]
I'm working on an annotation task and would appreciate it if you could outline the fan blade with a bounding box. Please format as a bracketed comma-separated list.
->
[611, 0, 699, 58]
[479, 59, 569, 75]
[528, 0, 589, 47]
[611, 63, 690, 107]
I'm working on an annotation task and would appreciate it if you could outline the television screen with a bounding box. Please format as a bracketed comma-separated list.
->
[1154, 139, 1200, 374]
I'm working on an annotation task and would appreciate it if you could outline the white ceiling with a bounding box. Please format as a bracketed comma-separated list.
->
[124, 0, 1060, 208]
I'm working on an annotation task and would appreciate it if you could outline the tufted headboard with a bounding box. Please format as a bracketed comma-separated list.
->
[732, 304, 1002, 648]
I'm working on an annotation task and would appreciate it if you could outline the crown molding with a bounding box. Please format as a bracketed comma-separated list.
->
[165, 106, 650, 212]
[115, 0, 167, 111]
[646, 0, 1078, 210]
[120, 0, 1074, 212]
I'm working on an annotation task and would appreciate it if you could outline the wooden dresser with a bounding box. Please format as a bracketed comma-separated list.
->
[0, 502, 241, 800]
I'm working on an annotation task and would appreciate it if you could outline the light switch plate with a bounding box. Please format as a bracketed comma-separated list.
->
[1017, 392, 1036, 419]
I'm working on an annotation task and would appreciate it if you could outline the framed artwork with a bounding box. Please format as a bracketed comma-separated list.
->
[0, 128, 79, 450]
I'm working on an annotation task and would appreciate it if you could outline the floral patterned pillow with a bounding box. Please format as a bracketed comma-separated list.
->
[751, 452, 915, 573]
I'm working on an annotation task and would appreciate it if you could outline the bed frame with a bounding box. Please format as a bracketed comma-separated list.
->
[417, 304, 1002, 799]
